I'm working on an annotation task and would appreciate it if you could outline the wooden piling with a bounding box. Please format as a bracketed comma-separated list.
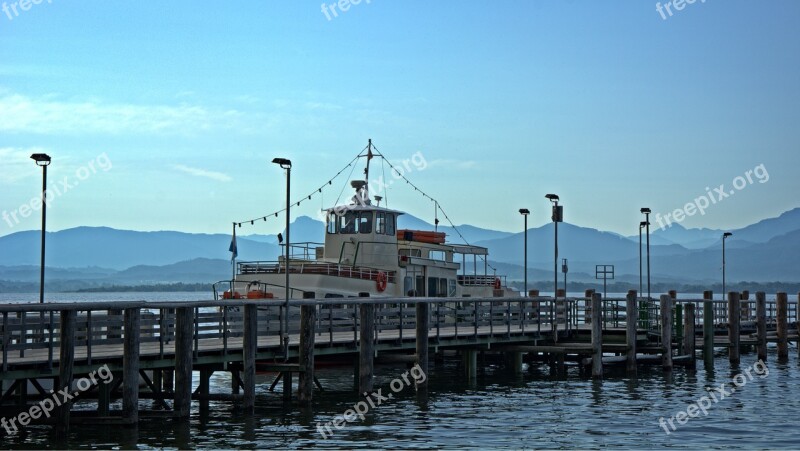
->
[56, 309, 76, 436]
[415, 302, 430, 389]
[776, 292, 788, 360]
[359, 304, 375, 394]
[703, 290, 714, 366]
[242, 304, 257, 410]
[464, 349, 477, 381]
[756, 291, 767, 362]
[741, 290, 750, 321]
[298, 304, 316, 405]
[175, 307, 194, 417]
[625, 290, 637, 374]
[660, 295, 673, 371]
[683, 303, 696, 369]
[123, 308, 140, 425]
[584, 289, 595, 324]
[728, 292, 741, 365]
[591, 293, 602, 379]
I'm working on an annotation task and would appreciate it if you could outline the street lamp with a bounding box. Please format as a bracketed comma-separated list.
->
[272, 157, 291, 352]
[31, 153, 51, 304]
[639, 221, 648, 297]
[545, 195, 561, 301]
[723, 232, 733, 298]
[519, 208, 529, 297]
[640, 208, 651, 300]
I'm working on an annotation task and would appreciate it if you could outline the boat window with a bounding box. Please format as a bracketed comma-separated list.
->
[327, 212, 337, 234]
[340, 211, 357, 234]
[376, 212, 386, 234]
[399, 248, 422, 258]
[429, 250, 445, 261]
[358, 212, 372, 234]
[448, 279, 457, 297]
[438, 278, 448, 298]
[386, 213, 396, 235]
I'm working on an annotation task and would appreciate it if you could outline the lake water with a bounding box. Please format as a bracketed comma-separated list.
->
[1, 292, 797, 448]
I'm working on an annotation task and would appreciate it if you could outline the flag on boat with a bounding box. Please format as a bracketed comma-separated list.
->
[229, 231, 238, 260]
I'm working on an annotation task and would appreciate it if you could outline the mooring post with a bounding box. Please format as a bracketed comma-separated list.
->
[591, 292, 602, 379]
[123, 308, 140, 425]
[359, 303, 375, 394]
[298, 304, 317, 405]
[797, 292, 800, 360]
[243, 303, 257, 410]
[175, 306, 194, 417]
[683, 303, 696, 370]
[703, 290, 714, 366]
[584, 289, 595, 324]
[741, 290, 750, 321]
[728, 291, 741, 365]
[415, 301, 430, 389]
[625, 290, 637, 374]
[756, 291, 767, 362]
[464, 349, 477, 381]
[56, 309, 76, 437]
[660, 295, 673, 371]
[776, 292, 788, 360]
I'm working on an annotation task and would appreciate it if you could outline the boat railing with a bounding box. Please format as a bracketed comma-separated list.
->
[237, 261, 397, 284]
[279, 242, 325, 261]
[457, 274, 507, 287]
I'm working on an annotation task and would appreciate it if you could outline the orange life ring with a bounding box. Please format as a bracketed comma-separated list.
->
[223, 290, 243, 299]
[376, 272, 387, 292]
[493, 278, 501, 290]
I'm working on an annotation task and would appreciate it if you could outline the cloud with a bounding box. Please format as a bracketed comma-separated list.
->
[0, 147, 48, 183]
[172, 164, 232, 182]
[0, 93, 251, 136]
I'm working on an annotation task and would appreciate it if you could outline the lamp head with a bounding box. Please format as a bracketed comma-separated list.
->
[30, 153, 51, 166]
[271, 158, 292, 169]
[723, 232, 733, 238]
[519, 208, 530, 215]
[640, 207, 651, 214]
[545, 194, 559, 202]
[639, 221, 648, 228]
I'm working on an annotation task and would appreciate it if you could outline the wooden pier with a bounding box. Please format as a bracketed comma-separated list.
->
[1, 291, 798, 435]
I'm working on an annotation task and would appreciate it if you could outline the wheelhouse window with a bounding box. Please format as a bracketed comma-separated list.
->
[327, 212, 337, 234]
[339, 211, 357, 234]
[376, 212, 386, 234]
[358, 212, 372, 233]
[386, 213, 396, 235]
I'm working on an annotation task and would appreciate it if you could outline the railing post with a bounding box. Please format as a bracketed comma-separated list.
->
[591, 293, 602, 379]
[756, 291, 767, 362]
[776, 292, 788, 360]
[298, 304, 316, 405]
[123, 308, 140, 425]
[703, 290, 714, 367]
[175, 307, 194, 417]
[359, 303, 375, 394]
[660, 295, 673, 371]
[728, 292, 741, 365]
[416, 301, 429, 390]
[625, 290, 637, 374]
[56, 309, 76, 437]
[243, 304, 257, 410]
[683, 303, 696, 370]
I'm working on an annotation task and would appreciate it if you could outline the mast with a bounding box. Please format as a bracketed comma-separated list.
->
[365, 138, 372, 200]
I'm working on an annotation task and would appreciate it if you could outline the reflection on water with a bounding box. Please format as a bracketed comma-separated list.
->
[5, 350, 799, 449]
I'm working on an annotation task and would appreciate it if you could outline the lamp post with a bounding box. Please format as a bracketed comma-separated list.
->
[545, 194, 561, 301]
[640, 208, 651, 300]
[639, 221, 647, 297]
[272, 157, 292, 352]
[722, 232, 733, 297]
[519, 208, 529, 297]
[30, 153, 51, 304]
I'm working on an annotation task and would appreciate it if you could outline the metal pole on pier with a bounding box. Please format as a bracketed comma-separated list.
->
[272, 158, 292, 354]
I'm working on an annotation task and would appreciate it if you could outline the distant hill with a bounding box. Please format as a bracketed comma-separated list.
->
[0, 208, 798, 286]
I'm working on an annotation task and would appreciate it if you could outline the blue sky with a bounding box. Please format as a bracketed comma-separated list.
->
[1, 0, 798, 238]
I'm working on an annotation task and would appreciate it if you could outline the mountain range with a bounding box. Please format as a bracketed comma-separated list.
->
[0, 207, 798, 292]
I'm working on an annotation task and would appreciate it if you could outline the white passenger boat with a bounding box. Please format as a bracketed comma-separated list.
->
[214, 142, 517, 300]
